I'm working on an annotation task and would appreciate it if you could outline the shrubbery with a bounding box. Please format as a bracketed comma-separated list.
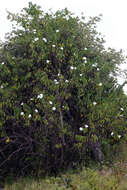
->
[0, 2, 127, 178]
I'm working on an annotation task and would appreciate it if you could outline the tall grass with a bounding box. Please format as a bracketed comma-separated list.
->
[3, 143, 127, 190]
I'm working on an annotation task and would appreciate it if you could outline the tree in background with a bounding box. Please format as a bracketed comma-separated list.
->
[0, 2, 127, 178]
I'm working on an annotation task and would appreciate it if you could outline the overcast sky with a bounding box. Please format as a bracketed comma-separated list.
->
[1, 0, 127, 91]
[1, 0, 127, 50]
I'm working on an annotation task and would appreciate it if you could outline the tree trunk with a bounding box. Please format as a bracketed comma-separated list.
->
[89, 140, 103, 163]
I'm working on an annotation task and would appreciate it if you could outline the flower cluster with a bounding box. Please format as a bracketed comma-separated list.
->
[33, 29, 36, 34]
[79, 124, 89, 131]
[37, 94, 43, 99]
[54, 79, 59, 84]
[92, 62, 98, 67]
[43, 38, 47, 42]
[83, 57, 87, 63]
[111, 132, 121, 139]
[70, 66, 76, 70]
[34, 37, 39, 42]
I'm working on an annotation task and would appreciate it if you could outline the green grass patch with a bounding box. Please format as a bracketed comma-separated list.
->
[3, 163, 127, 190]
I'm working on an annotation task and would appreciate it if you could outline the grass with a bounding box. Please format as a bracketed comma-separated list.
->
[3, 163, 127, 190]
[3, 143, 127, 190]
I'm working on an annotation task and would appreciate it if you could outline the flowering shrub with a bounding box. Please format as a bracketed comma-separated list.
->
[0, 2, 127, 177]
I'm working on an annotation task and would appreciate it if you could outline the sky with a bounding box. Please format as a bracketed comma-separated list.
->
[0, 0, 127, 91]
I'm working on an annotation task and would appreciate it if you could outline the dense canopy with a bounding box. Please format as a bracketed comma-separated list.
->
[0, 2, 127, 178]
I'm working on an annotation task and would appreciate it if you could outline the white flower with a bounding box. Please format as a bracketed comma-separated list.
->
[70, 66, 74, 70]
[84, 48, 87, 50]
[49, 101, 53, 105]
[30, 98, 34, 100]
[118, 135, 121, 139]
[37, 93, 43, 99]
[54, 79, 59, 84]
[93, 102, 97, 105]
[85, 124, 88, 128]
[111, 132, 114, 136]
[38, 15, 42, 19]
[21, 102, 24, 105]
[56, 29, 59, 32]
[35, 109, 38, 113]
[98, 83, 102, 86]
[52, 107, 56, 111]
[79, 127, 83, 131]
[97, 68, 100, 71]
[93, 63, 98, 67]
[43, 38, 47, 42]
[65, 80, 69, 83]
[65, 15, 69, 20]
[80, 74, 83, 76]
[52, 44, 56, 47]
[46, 60, 50, 63]
[120, 107, 124, 111]
[58, 73, 60, 76]
[0, 85, 3, 88]
[83, 57, 87, 63]
[60, 47, 63, 50]
[28, 114, 32, 118]
[34, 37, 39, 42]
[33, 29, 36, 33]
[70, 66, 76, 70]
[1, 62, 4, 65]
[20, 112, 24, 116]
